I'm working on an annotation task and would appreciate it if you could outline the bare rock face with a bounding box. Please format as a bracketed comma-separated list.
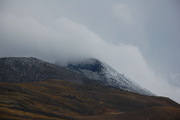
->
[0, 57, 96, 84]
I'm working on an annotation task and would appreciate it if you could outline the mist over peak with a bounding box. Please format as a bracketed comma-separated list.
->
[1, 0, 180, 103]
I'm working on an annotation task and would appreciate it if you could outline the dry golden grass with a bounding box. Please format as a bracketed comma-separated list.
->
[76, 107, 180, 120]
[0, 107, 64, 120]
[0, 79, 180, 120]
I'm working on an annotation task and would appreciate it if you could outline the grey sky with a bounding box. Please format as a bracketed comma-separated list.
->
[0, 0, 180, 103]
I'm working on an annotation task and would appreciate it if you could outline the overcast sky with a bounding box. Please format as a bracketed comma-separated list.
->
[0, 0, 180, 103]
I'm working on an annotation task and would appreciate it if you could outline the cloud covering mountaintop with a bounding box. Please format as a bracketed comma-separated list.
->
[0, 0, 180, 103]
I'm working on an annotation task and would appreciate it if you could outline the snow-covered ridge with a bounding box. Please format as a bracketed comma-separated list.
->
[67, 58, 155, 96]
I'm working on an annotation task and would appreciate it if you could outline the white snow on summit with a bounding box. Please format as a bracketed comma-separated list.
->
[67, 58, 155, 96]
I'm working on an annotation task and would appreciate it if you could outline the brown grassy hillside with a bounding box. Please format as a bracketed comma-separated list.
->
[0, 79, 180, 120]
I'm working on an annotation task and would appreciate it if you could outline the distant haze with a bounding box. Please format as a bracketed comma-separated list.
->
[0, 0, 180, 103]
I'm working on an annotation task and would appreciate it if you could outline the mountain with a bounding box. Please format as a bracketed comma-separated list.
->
[66, 58, 154, 96]
[0, 57, 154, 96]
[0, 57, 180, 119]
[0, 79, 180, 120]
[0, 57, 105, 85]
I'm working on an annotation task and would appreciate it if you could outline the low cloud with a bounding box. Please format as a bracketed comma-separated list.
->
[0, 14, 180, 103]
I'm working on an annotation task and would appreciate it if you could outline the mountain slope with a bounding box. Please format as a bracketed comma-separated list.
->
[67, 58, 154, 96]
[0, 79, 180, 120]
[0, 57, 104, 85]
[0, 57, 154, 96]
[1, 57, 180, 119]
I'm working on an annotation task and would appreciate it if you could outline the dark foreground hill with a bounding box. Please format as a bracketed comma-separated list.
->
[0, 79, 180, 120]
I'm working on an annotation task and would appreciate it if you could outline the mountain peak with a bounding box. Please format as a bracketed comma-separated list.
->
[67, 58, 103, 72]
[0, 57, 155, 96]
[67, 58, 155, 96]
